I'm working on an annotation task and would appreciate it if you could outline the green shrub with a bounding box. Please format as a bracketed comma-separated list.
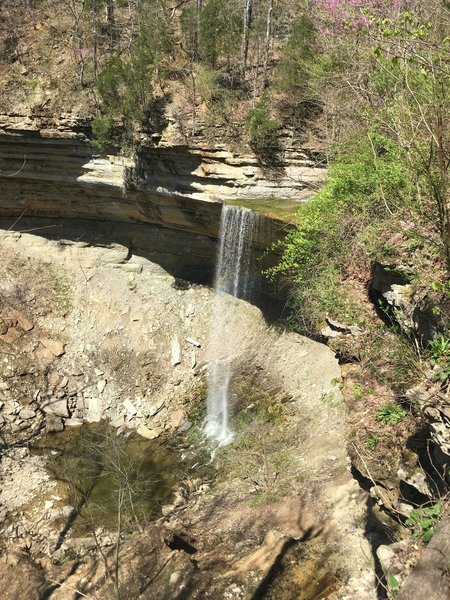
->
[93, 25, 172, 151]
[266, 132, 412, 331]
[198, 0, 241, 69]
[245, 94, 280, 165]
[429, 333, 450, 364]
[405, 503, 442, 543]
[376, 402, 408, 425]
[366, 432, 378, 450]
[91, 115, 119, 152]
[428, 333, 450, 382]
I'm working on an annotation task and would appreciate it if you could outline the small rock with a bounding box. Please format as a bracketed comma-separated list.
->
[0, 307, 34, 331]
[65, 418, 83, 428]
[170, 410, 185, 429]
[19, 407, 36, 420]
[171, 336, 181, 366]
[169, 572, 182, 586]
[185, 337, 201, 348]
[11, 421, 30, 433]
[60, 376, 69, 389]
[147, 399, 165, 417]
[41, 339, 65, 357]
[46, 414, 65, 433]
[137, 425, 162, 440]
[19, 395, 34, 406]
[97, 379, 107, 394]
[85, 397, 101, 422]
[111, 415, 125, 428]
[41, 397, 69, 418]
[123, 399, 137, 416]
[0, 327, 23, 344]
[177, 421, 191, 433]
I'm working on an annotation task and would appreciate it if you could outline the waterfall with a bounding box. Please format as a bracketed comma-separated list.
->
[205, 205, 267, 444]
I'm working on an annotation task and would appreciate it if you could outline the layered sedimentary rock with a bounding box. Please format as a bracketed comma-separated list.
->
[0, 115, 222, 237]
[0, 113, 322, 283]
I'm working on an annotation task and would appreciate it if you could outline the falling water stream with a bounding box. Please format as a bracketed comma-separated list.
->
[205, 205, 267, 444]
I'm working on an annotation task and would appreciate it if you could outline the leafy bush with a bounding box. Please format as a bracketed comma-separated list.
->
[93, 25, 172, 151]
[266, 132, 412, 331]
[406, 503, 442, 544]
[376, 402, 407, 425]
[428, 333, 450, 382]
[429, 334, 450, 364]
[245, 94, 281, 165]
[366, 432, 378, 450]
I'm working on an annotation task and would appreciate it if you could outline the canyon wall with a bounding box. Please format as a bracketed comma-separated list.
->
[0, 113, 325, 283]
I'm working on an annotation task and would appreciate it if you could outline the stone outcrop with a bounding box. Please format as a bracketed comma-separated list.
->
[129, 139, 326, 202]
[397, 515, 450, 600]
[370, 262, 441, 341]
[0, 113, 313, 284]
[0, 117, 222, 238]
[406, 381, 450, 459]
[0, 112, 326, 216]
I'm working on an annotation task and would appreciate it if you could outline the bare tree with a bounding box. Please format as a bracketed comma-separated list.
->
[92, 0, 98, 78]
[241, 0, 253, 75]
[106, 0, 116, 50]
[262, 0, 273, 87]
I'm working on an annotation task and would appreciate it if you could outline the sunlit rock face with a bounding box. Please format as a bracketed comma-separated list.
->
[0, 115, 295, 285]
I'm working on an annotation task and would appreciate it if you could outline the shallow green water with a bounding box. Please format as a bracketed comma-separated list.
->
[32, 422, 181, 533]
[224, 197, 307, 222]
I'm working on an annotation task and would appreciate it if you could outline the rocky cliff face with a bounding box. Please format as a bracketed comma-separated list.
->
[0, 114, 222, 237]
[0, 113, 326, 216]
[0, 113, 323, 284]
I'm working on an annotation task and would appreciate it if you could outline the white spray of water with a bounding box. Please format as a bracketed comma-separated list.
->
[205, 205, 266, 444]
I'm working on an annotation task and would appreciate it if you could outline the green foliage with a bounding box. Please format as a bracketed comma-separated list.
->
[93, 20, 174, 151]
[366, 432, 378, 450]
[275, 14, 316, 99]
[428, 333, 450, 382]
[179, 4, 197, 59]
[197, 67, 241, 142]
[429, 333, 450, 364]
[353, 383, 364, 399]
[405, 503, 442, 544]
[387, 574, 400, 598]
[274, 14, 323, 125]
[267, 132, 411, 330]
[91, 115, 119, 151]
[245, 94, 280, 165]
[375, 402, 407, 425]
[198, 0, 241, 69]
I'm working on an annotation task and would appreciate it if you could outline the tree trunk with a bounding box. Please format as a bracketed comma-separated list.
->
[436, 90, 450, 270]
[92, 0, 98, 78]
[195, 0, 202, 60]
[262, 0, 273, 88]
[106, 0, 116, 50]
[241, 0, 253, 75]
[397, 515, 450, 600]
